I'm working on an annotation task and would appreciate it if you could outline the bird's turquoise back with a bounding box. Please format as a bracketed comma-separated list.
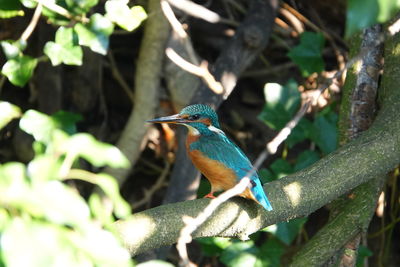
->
[189, 130, 273, 211]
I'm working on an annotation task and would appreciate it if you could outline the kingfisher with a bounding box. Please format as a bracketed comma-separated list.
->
[147, 104, 272, 211]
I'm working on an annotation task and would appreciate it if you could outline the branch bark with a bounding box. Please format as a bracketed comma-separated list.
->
[104, 0, 170, 186]
[116, 61, 400, 254]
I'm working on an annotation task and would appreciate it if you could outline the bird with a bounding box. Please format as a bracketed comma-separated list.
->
[147, 104, 272, 211]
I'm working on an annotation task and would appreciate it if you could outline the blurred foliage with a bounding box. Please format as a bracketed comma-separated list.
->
[287, 32, 325, 77]
[346, 0, 400, 37]
[1, 0, 400, 266]
[0, 102, 134, 266]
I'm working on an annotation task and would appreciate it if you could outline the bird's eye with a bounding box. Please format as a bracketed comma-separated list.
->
[188, 114, 200, 121]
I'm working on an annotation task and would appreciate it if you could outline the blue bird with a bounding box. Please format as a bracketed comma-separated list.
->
[147, 104, 272, 211]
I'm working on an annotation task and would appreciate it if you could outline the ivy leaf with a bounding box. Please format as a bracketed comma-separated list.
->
[258, 238, 286, 267]
[285, 118, 313, 148]
[64, 133, 130, 168]
[65, 0, 98, 14]
[74, 13, 114, 55]
[20, 110, 57, 144]
[269, 159, 293, 179]
[310, 113, 338, 154]
[287, 32, 325, 77]
[44, 27, 83, 66]
[1, 219, 82, 267]
[105, 1, 147, 31]
[0, 101, 21, 129]
[294, 150, 320, 171]
[1, 55, 37, 87]
[258, 79, 300, 130]
[220, 241, 259, 267]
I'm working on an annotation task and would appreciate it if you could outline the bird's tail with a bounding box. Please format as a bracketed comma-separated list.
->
[250, 179, 273, 211]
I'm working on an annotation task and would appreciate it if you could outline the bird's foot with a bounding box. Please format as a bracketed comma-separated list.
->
[204, 192, 216, 199]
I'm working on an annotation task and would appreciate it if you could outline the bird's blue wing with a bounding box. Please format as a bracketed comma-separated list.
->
[190, 131, 272, 211]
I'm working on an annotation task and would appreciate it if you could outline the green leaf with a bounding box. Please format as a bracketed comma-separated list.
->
[1, 41, 21, 59]
[0, 0, 24, 18]
[285, 118, 313, 148]
[32, 181, 91, 226]
[44, 27, 83, 66]
[293, 150, 320, 171]
[258, 238, 286, 267]
[0, 162, 29, 205]
[197, 237, 232, 256]
[74, 13, 114, 55]
[287, 32, 325, 77]
[258, 79, 300, 130]
[376, 0, 400, 22]
[0, 101, 21, 129]
[270, 159, 293, 179]
[65, 0, 98, 14]
[106, 2, 147, 31]
[259, 168, 275, 183]
[1, 55, 37, 87]
[51, 110, 82, 135]
[356, 245, 373, 267]
[220, 241, 259, 267]
[264, 218, 307, 245]
[346, 0, 400, 37]
[346, 0, 378, 38]
[20, 110, 57, 144]
[70, 227, 132, 267]
[1, 219, 86, 267]
[41, 6, 70, 26]
[310, 113, 338, 154]
[89, 193, 114, 227]
[90, 173, 131, 218]
[65, 133, 130, 168]
[27, 155, 62, 182]
[20, 0, 37, 8]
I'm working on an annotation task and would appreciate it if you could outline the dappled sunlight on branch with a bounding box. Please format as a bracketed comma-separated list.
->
[283, 182, 302, 207]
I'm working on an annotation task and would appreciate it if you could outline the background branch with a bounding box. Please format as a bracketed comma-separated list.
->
[103, 0, 170, 186]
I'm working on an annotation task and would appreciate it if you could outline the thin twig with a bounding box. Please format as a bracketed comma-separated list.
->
[166, 48, 224, 94]
[167, 0, 220, 24]
[20, 3, 43, 42]
[107, 52, 135, 104]
[132, 162, 170, 209]
[161, 0, 199, 65]
[176, 177, 251, 267]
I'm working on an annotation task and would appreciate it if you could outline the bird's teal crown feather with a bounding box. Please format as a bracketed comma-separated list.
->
[179, 104, 221, 135]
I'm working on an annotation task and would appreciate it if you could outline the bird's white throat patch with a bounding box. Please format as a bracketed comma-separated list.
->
[208, 125, 225, 135]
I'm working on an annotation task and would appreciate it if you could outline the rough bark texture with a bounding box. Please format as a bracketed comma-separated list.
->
[291, 25, 384, 267]
[104, 0, 170, 186]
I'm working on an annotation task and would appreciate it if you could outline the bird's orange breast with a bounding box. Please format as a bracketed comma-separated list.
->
[185, 136, 257, 201]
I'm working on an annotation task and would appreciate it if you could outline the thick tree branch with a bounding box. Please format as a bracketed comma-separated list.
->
[116, 72, 400, 254]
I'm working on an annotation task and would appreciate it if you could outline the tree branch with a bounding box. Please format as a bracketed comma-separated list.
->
[116, 73, 400, 254]
[104, 0, 170, 186]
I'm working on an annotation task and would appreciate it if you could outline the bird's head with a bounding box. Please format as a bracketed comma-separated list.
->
[147, 104, 221, 136]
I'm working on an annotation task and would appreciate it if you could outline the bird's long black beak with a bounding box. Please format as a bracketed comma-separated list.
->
[146, 114, 186, 124]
